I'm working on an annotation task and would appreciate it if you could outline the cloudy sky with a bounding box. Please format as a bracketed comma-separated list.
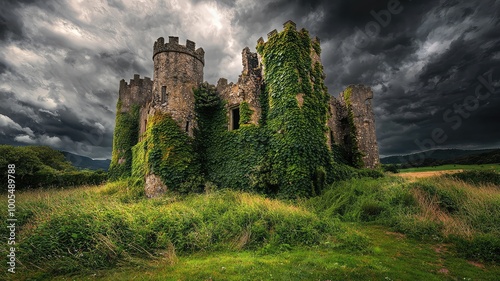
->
[0, 0, 499, 159]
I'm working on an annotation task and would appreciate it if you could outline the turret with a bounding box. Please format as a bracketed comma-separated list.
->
[151, 37, 205, 136]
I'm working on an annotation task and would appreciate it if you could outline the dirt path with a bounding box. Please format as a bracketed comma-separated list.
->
[396, 170, 463, 180]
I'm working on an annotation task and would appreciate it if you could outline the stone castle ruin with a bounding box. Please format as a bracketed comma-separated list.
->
[111, 21, 380, 198]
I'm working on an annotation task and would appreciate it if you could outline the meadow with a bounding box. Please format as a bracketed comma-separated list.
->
[2, 170, 499, 280]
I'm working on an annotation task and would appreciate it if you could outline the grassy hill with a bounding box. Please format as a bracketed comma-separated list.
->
[2, 171, 499, 280]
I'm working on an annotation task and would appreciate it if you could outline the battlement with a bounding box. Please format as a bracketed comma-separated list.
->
[119, 74, 152, 90]
[258, 20, 319, 49]
[118, 74, 153, 113]
[153, 36, 205, 65]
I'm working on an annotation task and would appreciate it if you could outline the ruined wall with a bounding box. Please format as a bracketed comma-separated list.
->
[335, 85, 380, 169]
[218, 47, 263, 127]
[326, 96, 346, 148]
[151, 36, 204, 137]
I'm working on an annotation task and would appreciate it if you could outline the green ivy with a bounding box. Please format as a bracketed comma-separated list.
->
[343, 87, 364, 168]
[312, 40, 321, 56]
[190, 25, 358, 199]
[109, 101, 139, 180]
[239, 102, 253, 125]
[194, 83, 268, 193]
[144, 111, 202, 193]
[257, 23, 337, 198]
[114, 25, 369, 198]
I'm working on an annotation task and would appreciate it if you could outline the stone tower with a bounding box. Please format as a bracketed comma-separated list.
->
[151, 36, 205, 136]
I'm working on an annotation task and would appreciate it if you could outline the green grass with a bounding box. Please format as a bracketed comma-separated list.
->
[3, 172, 500, 280]
[28, 225, 500, 281]
[399, 164, 500, 173]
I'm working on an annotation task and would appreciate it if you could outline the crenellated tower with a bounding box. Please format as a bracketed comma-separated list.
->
[151, 36, 205, 136]
[118, 74, 153, 113]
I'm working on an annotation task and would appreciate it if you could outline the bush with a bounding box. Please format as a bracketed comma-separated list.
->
[360, 200, 386, 221]
[382, 164, 399, 173]
[0, 145, 107, 190]
[307, 177, 410, 223]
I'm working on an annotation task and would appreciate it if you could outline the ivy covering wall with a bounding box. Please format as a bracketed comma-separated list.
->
[256, 23, 334, 197]
[194, 84, 268, 193]
[190, 23, 361, 199]
[109, 102, 139, 180]
[132, 111, 203, 193]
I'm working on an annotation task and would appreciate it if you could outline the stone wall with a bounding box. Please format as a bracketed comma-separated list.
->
[326, 96, 346, 148]
[335, 85, 380, 168]
[218, 47, 263, 127]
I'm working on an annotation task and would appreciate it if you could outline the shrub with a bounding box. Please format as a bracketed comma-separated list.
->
[414, 183, 465, 214]
[360, 200, 386, 221]
[382, 164, 399, 173]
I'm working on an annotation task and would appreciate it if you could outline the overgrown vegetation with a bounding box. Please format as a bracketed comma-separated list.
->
[0, 145, 107, 189]
[143, 111, 202, 193]
[109, 102, 140, 180]
[189, 22, 369, 199]
[6, 182, 347, 276]
[307, 173, 500, 262]
[3, 172, 500, 280]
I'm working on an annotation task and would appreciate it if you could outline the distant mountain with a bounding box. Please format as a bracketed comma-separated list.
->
[381, 149, 499, 166]
[61, 151, 111, 171]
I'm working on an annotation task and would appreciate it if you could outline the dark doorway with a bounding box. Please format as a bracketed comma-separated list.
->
[231, 107, 240, 130]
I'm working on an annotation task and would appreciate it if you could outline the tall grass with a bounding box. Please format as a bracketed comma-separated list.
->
[2, 180, 341, 275]
[306, 173, 500, 262]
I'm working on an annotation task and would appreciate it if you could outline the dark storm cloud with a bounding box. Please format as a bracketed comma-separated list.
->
[0, 0, 498, 158]
[237, 0, 500, 156]
[0, 0, 35, 40]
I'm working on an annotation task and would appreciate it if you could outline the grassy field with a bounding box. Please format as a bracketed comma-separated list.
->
[399, 164, 500, 173]
[2, 171, 499, 280]
[45, 225, 499, 281]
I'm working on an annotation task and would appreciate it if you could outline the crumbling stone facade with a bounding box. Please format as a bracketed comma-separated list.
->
[110, 21, 380, 197]
[328, 86, 380, 169]
[218, 47, 263, 128]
